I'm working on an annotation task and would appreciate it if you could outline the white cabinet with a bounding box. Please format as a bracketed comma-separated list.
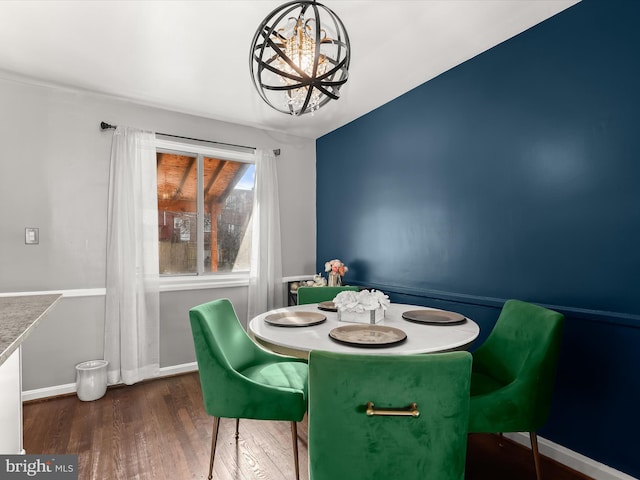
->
[0, 346, 23, 454]
[0, 294, 61, 455]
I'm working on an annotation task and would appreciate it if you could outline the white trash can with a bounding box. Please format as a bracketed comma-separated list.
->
[75, 360, 109, 401]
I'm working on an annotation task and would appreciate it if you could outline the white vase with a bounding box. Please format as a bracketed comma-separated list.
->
[338, 308, 385, 324]
[328, 273, 342, 287]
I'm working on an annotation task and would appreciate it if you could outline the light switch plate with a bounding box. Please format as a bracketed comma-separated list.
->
[25, 227, 39, 245]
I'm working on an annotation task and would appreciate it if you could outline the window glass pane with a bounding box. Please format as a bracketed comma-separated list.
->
[204, 157, 254, 273]
[157, 152, 198, 275]
[157, 149, 255, 276]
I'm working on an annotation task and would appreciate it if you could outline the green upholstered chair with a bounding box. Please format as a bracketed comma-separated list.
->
[308, 350, 472, 480]
[468, 299, 565, 480]
[189, 299, 308, 480]
[296, 285, 359, 305]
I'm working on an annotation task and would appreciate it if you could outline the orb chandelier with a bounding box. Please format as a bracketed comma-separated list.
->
[250, 0, 351, 116]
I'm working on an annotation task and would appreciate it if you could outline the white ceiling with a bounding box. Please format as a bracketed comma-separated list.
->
[0, 1, 578, 140]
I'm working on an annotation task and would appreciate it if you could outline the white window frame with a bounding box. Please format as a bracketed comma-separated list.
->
[155, 137, 256, 291]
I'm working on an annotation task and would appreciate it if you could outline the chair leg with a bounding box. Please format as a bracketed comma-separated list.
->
[530, 431, 542, 480]
[290, 421, 300, 480]
[235, 418, 240, 440]
[208, 417, 220, 480]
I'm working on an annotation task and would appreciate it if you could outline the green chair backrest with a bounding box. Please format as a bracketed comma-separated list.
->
[470, 299, 565, 431]
[297, 285, 359, 305]
[189, 298, 306, 420]
[308, 350, 472, 480]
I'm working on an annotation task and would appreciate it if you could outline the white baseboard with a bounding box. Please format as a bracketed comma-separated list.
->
[22, 382, 77, 402]
[22, 362, 199, 402]
[157, 362, 198, 377]
[504, 432, 636, 480]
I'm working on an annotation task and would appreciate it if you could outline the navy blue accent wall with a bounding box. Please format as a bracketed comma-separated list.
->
[316, 1, 640, 476]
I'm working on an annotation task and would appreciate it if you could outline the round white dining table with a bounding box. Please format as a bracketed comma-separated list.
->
[248, 303, 480, 359]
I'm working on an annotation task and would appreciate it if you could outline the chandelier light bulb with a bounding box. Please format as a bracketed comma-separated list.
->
[250, 1, 350, 116]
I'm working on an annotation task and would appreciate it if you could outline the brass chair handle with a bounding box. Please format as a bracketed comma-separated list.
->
[365, 401, 420, 417]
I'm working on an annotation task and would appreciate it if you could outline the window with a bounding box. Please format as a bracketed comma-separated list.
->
[156, 140, 255, 276]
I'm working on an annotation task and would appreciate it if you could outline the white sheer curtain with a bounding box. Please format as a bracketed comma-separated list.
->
[104, 126, 160, 385]
[248, 149, 284, 322]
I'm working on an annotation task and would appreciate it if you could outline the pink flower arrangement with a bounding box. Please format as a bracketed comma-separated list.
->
[324, 259, 348, 277]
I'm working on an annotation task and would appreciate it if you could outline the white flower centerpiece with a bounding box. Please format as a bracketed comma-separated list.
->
[333, 289, 390, 325]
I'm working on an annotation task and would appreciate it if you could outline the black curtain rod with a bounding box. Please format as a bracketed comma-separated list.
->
[100, 122, 281, 156]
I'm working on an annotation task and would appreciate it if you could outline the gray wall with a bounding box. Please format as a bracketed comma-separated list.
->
[0, 74, 317, 390]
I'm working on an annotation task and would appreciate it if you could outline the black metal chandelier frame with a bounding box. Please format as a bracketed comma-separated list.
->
[249, 0, 351, 116]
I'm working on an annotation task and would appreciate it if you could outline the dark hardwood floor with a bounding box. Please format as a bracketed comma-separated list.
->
[23, 372, 592, 480]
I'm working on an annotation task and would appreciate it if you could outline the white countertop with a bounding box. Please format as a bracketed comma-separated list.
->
[249, 303, 480, 357]
[0, 294, 62, 367]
